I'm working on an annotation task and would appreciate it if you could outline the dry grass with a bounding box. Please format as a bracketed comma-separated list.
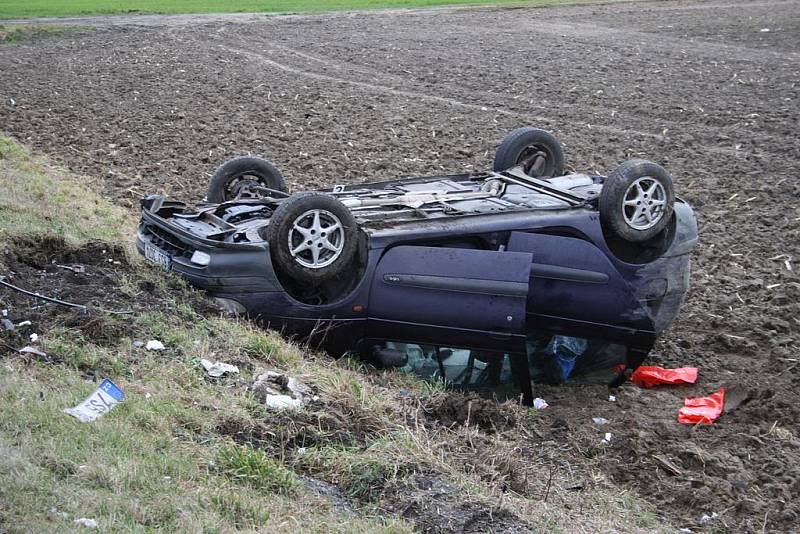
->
[0, 135, 665, 532]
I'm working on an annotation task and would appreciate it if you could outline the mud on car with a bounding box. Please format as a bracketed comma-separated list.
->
[137, 127, 697, 405]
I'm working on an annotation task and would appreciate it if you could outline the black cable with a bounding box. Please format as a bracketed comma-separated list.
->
[0, 276, 133, 315]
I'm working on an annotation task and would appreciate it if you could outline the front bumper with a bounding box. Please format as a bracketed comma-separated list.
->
[137, 211, 280, 293]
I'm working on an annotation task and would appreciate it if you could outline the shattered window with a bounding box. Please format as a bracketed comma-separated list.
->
[526, 330, 627, 385]
[386, 342, 514, 388]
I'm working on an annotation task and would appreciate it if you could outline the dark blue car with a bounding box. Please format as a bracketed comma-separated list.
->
[137, 128, 697, 405]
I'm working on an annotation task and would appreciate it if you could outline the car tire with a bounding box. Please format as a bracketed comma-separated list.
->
[266, 192, 359, 284]
[599, 159, 675, 243]
[493, 127, 565, 177]
[207, 156, 288, 203]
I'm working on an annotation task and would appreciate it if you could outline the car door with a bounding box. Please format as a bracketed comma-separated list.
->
[506, 231, 652, 339]
[367, 246, 532, 353]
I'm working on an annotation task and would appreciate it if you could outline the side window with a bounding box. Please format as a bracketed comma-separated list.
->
[386, 342, 514, 389]
[527, 330, 627, 385]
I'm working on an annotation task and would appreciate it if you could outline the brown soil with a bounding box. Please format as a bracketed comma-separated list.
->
[424, 393, 521, 433]
[0, 237, 212, 363]
[0, 238, 138, 348]
[1, 0, 799, 530]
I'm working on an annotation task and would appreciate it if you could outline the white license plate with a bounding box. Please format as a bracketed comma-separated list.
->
[144, 242, 171, 271]
[64, 379, 125, 423]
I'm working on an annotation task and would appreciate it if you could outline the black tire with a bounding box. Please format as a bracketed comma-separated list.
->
[265, 192, 359, 284]
[599, 159, 675, 243]
[207, 156, 287, 203]
[493, 127, 565, 177]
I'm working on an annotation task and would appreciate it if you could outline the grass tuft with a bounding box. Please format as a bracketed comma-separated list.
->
[217, 444, 298, 494]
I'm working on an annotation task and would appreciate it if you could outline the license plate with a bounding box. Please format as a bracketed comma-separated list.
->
[144, 242, 171, 271]
[64, 379, 125, 423]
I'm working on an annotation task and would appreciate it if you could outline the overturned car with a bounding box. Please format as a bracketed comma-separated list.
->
[137, 127, 697, 405]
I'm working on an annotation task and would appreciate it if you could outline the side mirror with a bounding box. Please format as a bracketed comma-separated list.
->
[372, 347, 408, 368]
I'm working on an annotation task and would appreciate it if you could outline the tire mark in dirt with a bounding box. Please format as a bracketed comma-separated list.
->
[218, 43, 668, 142]
[217, 42, 767, 160]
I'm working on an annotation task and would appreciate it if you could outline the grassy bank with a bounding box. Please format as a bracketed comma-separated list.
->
[0, 136, 413, 531]
[0, 136, 663, 532]
[0, 0, 576, 20]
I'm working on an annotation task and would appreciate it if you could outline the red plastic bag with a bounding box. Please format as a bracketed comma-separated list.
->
[630, 366, 698, 388]
[678, 388, 726, 425]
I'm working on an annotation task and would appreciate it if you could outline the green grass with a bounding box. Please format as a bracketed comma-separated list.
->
[0, 24, 76, 40]
[0, 135, 413, 532]
[0, 134, 667, 532]
[0, 0, 580, 20]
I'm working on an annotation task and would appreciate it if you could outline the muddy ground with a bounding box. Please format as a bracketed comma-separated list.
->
[1, 0, 799, 530]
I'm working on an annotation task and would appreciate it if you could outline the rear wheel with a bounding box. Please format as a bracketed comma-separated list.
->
[493, 127, 565, 178]
[207, 156, 287, 203]
[265, 193, 358, 284]
[599, 159, 675, 243]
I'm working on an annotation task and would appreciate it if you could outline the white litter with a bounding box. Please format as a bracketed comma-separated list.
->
[17, 320, 31, 327]
[19, 346, 47, 357]
[132, 341, 145, 348]
[602, 432, 613, 444]
[608, 395, 617, 402]
[200, 359, 239, 378]
[1, 309, 7, 316]
[700, 512, 718, 524]
[29, 333, 39, 343]
[73, 518, 98, 529]
[145, 340, 165, 351]
[252, 371, 315, 411]
[592, 417, 610, 425]
[532, 397, 549, 410]
[64, 379, 125, 423]
[759, 28, 771, 32]
[264, 394, 303, 410]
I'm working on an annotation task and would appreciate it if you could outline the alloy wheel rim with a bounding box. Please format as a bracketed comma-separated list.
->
[622, 176, 667, 230]
[287, 209, 345, 268]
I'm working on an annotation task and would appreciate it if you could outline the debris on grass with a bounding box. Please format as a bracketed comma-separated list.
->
[592, 417, 609, 425]
[532, 397, 548, 410]
[144, 340, 165, 351]
[73, 518, 97, 528]
[201, 359, 240, 378]
[64, 379, 125, 423]
[18, 346, 47, 357]
[251, 371, 316, 411]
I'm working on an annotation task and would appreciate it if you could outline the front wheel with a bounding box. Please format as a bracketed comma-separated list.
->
[599, 159, 675, 243]
[265, 193, 359, 284]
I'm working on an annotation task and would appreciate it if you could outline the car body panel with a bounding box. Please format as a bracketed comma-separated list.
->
[135, 169, 697, 404]
[367, 246, 532, 352]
